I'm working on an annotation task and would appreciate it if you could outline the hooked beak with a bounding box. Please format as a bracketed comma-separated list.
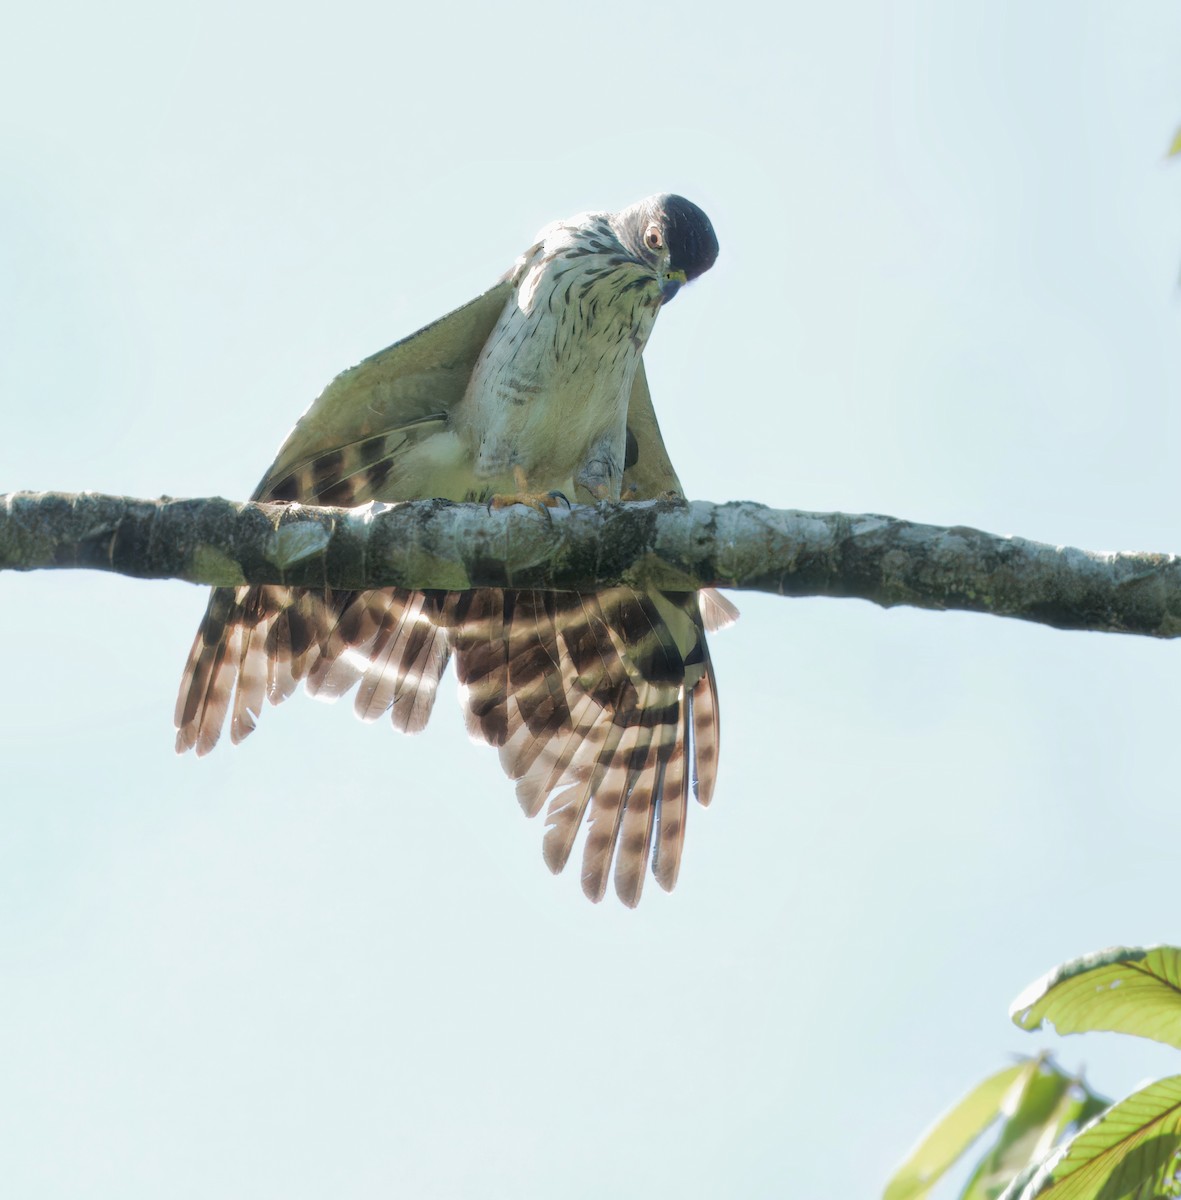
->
[660, 268, 687, 304]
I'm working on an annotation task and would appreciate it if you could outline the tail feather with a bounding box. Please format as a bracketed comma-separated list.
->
[690, 659, 721, 807]
[651, 708, 690, 892]
[543, 716, 625, 884]
[230, 605, 271, 744]
[175, 587, 246, 755]
[612, 730, 662, 907]
[452, 587, 722, 901]
[579, 717, 643, 902]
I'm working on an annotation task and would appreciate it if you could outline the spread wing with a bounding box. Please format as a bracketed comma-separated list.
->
[175, 292, 737, 905]
[175, 283, 511, 755]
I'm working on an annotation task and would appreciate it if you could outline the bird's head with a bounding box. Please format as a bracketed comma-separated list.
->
[510, 194, 719, 319]
[611, 193, 719, 303]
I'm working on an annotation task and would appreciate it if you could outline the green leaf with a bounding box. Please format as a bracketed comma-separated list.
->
[1011, 946, 1181, 1050]
[1075, 1092, 1114, 1129]
[1168, 127, 1181, 158]
[960, 1063, 1075, 1200]
[884, 1062, 1034, 1200]
[1033, 1083, 1114, 1171]
[1009, 1075, 1181, 1200]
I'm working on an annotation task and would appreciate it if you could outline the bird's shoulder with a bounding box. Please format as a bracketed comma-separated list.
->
[254, 280, 513, 501]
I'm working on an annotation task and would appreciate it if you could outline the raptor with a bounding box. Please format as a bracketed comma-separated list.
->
[175, 193, 735, 906]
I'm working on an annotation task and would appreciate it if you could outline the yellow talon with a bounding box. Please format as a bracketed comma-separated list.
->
[488, 489, 570, 515]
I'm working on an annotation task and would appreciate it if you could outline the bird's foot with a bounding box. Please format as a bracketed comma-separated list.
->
[487, 489, 571, 519]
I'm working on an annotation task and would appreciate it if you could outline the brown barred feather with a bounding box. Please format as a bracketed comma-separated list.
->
[266, 420, 446, 509]
[448, 590, 510, 745]
[511, 686, 602, 821]
[651, 719, 689, 893]
[437, 585, 720, 904]
[264, 599, 301, 704]
[175, 566, 725, 903]
[305, 591, 384, 700]
[501, 591, 569, 735]
[387, 601, 450, 734]
[544, 716, 626, 885]
[690, 658, 722, 807]
[352, 592, 426, 721]
[612, 719, 663, 907]
[579, 719, 644, 902]
[175, 587, 245, 755]
[229, 594, 273, 744]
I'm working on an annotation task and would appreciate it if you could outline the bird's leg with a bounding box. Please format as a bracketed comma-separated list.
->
[487, 465, 571, 516]
[578, 480, 613, 503]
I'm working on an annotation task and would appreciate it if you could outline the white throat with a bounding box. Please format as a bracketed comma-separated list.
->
[456, 224, 663, 500]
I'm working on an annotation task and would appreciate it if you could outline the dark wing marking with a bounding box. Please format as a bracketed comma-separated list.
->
[255, 282, 512, 499]
[448, 585, 719, 906]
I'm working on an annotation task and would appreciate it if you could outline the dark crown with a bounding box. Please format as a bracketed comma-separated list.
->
[654, 194, 719, 282]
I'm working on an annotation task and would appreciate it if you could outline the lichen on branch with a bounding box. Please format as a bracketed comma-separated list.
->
[3, 490, 1180, 639]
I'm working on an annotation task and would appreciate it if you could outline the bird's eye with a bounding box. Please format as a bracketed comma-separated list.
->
[644, 224, 664, 251]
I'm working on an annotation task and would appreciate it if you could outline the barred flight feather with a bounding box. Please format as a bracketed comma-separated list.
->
[177, 575, 725, 903]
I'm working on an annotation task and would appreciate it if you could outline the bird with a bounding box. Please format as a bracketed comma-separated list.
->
[174, 193, 737, 906]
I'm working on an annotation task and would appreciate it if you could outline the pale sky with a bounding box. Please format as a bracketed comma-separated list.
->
[3, 3, 1181, 1196]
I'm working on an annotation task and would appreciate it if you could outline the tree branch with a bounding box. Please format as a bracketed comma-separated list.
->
[2, 490, 1179, 638]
